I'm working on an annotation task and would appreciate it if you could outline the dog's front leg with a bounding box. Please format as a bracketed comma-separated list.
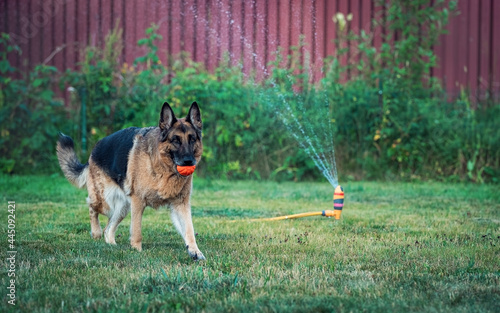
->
[129, 196, 146, 251]
[171, 202, 205, 260]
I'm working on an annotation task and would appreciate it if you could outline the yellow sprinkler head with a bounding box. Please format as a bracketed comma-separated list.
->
[332, 185, 344, 220]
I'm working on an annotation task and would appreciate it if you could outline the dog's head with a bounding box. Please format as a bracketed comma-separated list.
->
[157, 102, 203, 174]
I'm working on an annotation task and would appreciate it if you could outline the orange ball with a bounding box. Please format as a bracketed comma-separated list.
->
[177, 165, 196, 176]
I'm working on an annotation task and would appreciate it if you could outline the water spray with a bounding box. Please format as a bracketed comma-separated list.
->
[174, 4, 342, 224]
[248, 185, 344, 222]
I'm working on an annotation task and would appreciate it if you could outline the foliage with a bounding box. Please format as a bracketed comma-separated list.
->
[61, 24, 125, 156]
[320, 0, 499, 182]
[58, 25, 306, 180]
[0, 33, 70, 174]
[0, 0, 498, 182]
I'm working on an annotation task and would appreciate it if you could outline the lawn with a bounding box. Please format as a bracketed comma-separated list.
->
[0, 175, 499, 312]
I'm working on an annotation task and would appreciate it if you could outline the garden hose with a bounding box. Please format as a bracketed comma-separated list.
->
[246, 185, 345, 221]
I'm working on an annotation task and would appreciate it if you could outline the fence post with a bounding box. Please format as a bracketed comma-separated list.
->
[79, 88, 87, 158]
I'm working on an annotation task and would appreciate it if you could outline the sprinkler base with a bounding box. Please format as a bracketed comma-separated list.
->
[321, 209, 342, 220]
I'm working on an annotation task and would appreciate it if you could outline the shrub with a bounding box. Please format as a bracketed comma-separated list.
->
[1, 0, 498, 183]
[0, 33, 70, 174]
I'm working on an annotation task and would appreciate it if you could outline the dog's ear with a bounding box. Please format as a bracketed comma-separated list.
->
[159, 102, 177, 140]
[186, 102, 202, 134]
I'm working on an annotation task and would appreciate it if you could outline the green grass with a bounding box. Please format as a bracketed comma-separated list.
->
[1, 175, 499, 312]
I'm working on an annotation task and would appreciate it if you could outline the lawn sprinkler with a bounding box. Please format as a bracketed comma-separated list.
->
[249, 185, 344, 221]
[332, 185, 344, 219]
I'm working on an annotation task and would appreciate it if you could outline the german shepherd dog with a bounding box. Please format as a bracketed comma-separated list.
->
[56, 102, 205, 260]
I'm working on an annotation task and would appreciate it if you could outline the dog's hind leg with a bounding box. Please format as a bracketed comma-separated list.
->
[86, 168, 103, 239]
[104, 207, 128, 245]
[88, 205, 102, 239]
[103, 186, 130, 245]
[86, 189, 102, 239]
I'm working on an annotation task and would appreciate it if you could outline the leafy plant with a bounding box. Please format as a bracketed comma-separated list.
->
[1, 2, 498, 183]
[0, 33, 70, 174]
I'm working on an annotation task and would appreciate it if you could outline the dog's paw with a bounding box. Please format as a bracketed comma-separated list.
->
[90, 230, 102, 239]
[131, 241, 142, 252]
[104, 231, 117, 245]
[187, 246, 205, 261]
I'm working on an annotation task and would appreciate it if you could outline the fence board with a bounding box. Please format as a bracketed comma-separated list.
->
[157, 0, 169, 65]
[0, 0, 498, 103]
[218, 0, 230, 64]
[444, 1, 456, 98]
[278, 0, 290, 69]
[88, 0, 98, 47]
[230, 0, 242, 67]
[290, 0, 300, 51]
[65, 0, 76, 70]
[350, 0, 360, 79]
[492, 0, 500, 100]
[454, 0, 468, 95]
[302, 0, 313, 79]
[135, 0, 147, 60]
[466, 0, 479, 102]
[76, 0, 88, 64]
[193, 0, 203, 63]
[5, 0, 14, 69]
[372, 0, 382, 55]
[43, 0, 54, 65]
[325, 0, 336, 59]
[12, 0, 22, 70]
[315, 0, 325, 79]
[478, 0, 491, 101]
[29, 0, 42, 66]
[359, 0, 371, 76]
[123, 0, 134, 65]
[183, 0, 196, 61]
[52, 0, 63, 70]
[1, 0, 6, 37]
[202, 0, 210, 67]
[337, 0, 349, 81]
[242, 0, 254, 74]
[101, 0, 112, 47]
[255, 0, 267, 79]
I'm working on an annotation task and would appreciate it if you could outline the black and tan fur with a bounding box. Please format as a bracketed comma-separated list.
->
[57, 102, 205, 260]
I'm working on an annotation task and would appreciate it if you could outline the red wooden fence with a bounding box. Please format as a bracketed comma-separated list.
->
[1, 0, 499, 102]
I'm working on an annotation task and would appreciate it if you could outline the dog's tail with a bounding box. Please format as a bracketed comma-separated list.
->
[56, 133, 89, 188]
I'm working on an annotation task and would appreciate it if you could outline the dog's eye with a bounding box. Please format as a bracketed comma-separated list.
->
[189, 135, 195, 144]
[172, 137, 181, 145]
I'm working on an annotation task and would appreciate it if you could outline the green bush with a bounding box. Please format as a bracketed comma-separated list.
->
[319, 0, 499, 182]
[57, 25, 303, 180]
[0, 33, 71, 174]
[1, 0, 498, 183]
